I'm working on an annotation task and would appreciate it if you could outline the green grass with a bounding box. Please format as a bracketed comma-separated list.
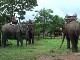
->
[0, 38, 80, 60]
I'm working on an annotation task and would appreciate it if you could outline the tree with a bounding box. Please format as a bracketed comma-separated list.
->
[0, 13, 10, 25]
[0, 0, 38, 21]
[35, 8, 65, 39]
[49, 15, 64, 38]
[35, 8, 53, 38]
[35, 22, 43, 39]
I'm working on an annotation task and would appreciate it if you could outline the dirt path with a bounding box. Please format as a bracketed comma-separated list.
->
[36, 53, 80, 60]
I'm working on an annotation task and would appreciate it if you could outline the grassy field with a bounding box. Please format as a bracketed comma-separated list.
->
[0, 38, 80, 60]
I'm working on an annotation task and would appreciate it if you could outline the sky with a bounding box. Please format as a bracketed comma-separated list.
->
[20, 0, 80, 22]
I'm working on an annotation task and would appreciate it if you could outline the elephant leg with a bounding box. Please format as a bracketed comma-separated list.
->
[71, 35, 78, 52]
[0, 32, 1, 46]
[32, 34, 34, 44]
[26, 37, 28, 46]
[20, 32, 23, 46]
[28, 37, 31, 44]
[2, 33, 4, 47]
[28, 32, 32, 44]
[75, 34, 79, 51]
[28, 34, 31, 44]
[20, 38, 23, 46]
[17, 32, 23, 46]
[71, 39, 76, 52]
[66, 35, 70, 49]
[0, 39, 1, 46]
[74, 37, 78, 52]
[2, 32, 6, 47]
[74, 40, 78, 52]
[4, 39, 6, 47]
[17, 40, 19, 46]
[16, 32, 20, 46]
[71, 38, 77, 52]
[25, 32, 28, 46]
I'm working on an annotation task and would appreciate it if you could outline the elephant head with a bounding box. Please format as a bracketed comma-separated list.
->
[21, 21, 35, 45]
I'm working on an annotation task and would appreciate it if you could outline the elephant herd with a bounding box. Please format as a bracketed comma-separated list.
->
[0, 20, 35, 47]
[0, 19, 80, 52]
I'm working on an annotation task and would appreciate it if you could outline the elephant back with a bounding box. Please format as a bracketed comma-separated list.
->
[2, 23, 20, 33]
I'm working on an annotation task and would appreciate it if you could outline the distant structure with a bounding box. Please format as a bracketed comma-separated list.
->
[64, 14, 77, 23]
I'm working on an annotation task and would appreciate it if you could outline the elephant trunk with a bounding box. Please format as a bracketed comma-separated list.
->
[60, 32, 66, 48]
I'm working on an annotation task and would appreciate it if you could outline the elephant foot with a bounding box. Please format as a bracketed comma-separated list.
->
[17, 44, 19, 46]
[67, 47, 71, 49]
[72, 49, 78, 52]
[21, 44, 23, 46]
[17, 43, 19, 46]
[28, 43, 31, 45]
[17, 41, 19, 46]
[72, 48, 78, 52]
[32, 42, 34, 44]
[26, 43, 27, 46]
[32, 41, 34, 44]
[1, 45, 6, 47]
[6, 42, 12, 46]
[28, 42, 31, 44]
[26, 40, 28, 46]
[6, 43, 11, 46]
[0, 42, 1, 46]
[20, 42, 23, 46]
[0, 44, 1, 46]
[21, 42, 23, 46]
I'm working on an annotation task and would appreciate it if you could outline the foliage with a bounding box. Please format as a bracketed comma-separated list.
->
[35, 22, 43, 38]
[35, 8, 65, 38]
[35, 8, 53, 38]
[0, 14, 10, 25]
[0, 0, 38, 20]
[49, 15, 65, 33]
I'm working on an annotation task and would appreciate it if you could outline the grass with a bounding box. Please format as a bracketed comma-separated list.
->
[0, 38, 80, 60]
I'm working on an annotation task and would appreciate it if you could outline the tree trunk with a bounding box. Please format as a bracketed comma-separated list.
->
[53, 32, 55, 39]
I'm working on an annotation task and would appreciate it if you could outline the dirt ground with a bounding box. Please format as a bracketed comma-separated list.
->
[36, 53, 80, 60]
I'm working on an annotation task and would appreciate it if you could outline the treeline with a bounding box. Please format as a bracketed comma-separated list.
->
[0, 8, 65, 39]
[0, 0, 65, 39]
[34, 8, 65, 38]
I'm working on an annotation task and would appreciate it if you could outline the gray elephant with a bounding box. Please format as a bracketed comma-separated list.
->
[60, 21, 80, 52]
[21, 24, 28, 45]
[0, 24, 3, 46]
[21, 20, 35, 45]
[0, 29, 1, 46]
[26, 23, 35, 45]
[1, 22, 23, 47]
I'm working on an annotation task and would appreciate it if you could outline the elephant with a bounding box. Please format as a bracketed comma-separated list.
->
[21, 22, 35, 45]
[1, 22, 23, 47]
[0, 27, 1, 46]
[60, 21, 80, 52]
[26, 23, 35, 45]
